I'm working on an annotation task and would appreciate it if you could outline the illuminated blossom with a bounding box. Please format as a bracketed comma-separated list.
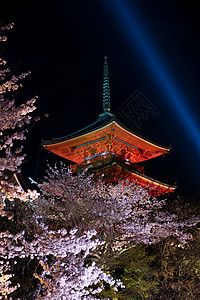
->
[0, 223, 124, 299]
[35, 164, 200, 249]
[0, 24, 38, 215]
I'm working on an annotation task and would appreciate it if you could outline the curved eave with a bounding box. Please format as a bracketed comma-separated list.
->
[86, 160, 176, 196]
[42, 119, 170, 153]
[42, 113, 115, 146]
[101, 160, 176, 191]
[113, 121, 170, 152]
[42, 121, 115, 149]
[128, 168, 176, 191]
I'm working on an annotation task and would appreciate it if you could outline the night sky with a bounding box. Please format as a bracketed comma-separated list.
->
[1, 0, 200, 195]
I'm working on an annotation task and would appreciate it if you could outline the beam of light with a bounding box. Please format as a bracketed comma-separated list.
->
[103, 0, 200, 156]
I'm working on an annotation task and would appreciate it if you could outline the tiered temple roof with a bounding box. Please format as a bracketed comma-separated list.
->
[43, 55, 175, 196]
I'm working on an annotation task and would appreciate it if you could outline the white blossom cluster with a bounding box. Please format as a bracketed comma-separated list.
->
[0, 260, 19, 299]
[34, 226, 124, 299]
[96, 182, 200, 245]
[0, 24, 38, 215]
[0, 25, 41, 296]
[0, 223, 124, 299]
[36, 165, 200, 248]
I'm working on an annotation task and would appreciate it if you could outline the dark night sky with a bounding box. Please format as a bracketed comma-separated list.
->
[1, 0, 200, 195]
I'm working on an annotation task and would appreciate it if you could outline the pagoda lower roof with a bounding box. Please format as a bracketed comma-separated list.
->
[42, 113, 170, 165]
[74, 157, 176, 196]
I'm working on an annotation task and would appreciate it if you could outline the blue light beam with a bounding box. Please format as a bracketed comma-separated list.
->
[103, 0, 200, 155]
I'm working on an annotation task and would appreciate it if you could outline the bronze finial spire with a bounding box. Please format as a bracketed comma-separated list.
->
[103, 54, 111, 113]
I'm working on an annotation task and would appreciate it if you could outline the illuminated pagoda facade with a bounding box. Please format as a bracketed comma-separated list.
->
[43, 56, 175, 196]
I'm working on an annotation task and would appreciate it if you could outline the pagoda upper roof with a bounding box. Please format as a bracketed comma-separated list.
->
[42, 112, 170, 149]
[42, 112, 170, 165]
[42, 56, 171, 165]
[42, 112, 115, 145]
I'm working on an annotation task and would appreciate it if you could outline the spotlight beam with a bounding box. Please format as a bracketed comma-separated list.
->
[103, 0, 200, 154]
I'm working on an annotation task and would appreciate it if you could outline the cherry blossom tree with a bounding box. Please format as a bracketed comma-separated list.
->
[3, 162, 199, 299]
[0, 23, 39, 297]
[14, 163, 196, 299]
[0, 221, 124, 299]
[33, 163, 200, 250]
[0, 23, 38, 216]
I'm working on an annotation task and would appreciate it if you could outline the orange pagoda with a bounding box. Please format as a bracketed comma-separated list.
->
[43, 56, 175, 196]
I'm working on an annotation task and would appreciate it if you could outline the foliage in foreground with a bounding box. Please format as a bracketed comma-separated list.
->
[99, 233, 200, 299]
[1, 164, 199, 299]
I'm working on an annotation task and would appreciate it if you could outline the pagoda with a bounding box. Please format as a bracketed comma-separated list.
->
[43, 56, 175, 196]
